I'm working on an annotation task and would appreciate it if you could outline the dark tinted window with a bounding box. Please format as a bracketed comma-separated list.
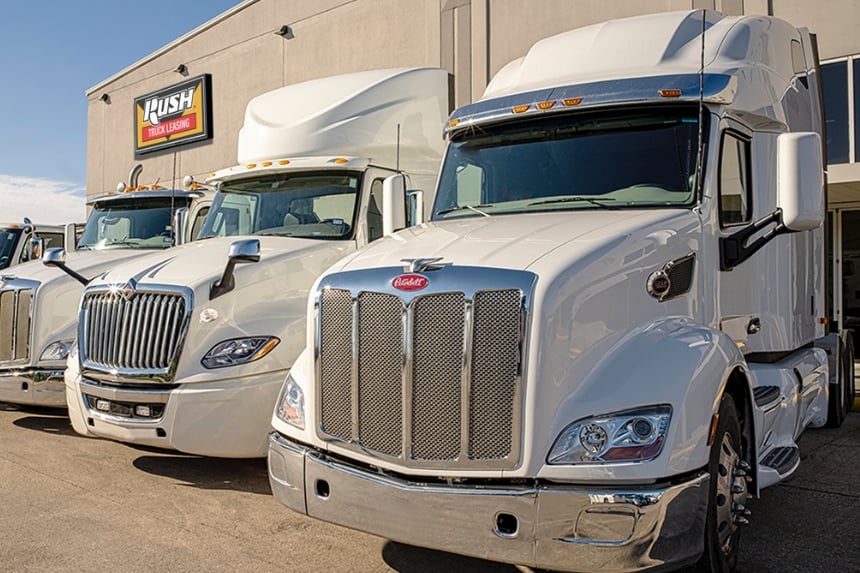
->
[821, 61, 849, 164]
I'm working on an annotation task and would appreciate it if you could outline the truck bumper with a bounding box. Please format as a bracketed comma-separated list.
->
[66, 370, 285, 458]
[0, 368, 66, 406]
[268, 432, 709, 573]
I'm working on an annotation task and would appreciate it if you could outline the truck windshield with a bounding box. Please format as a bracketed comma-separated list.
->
[0, 227, 23, 269]
[198, 172, 360, 240]
[433, 106, 703, 220]
[78, 198, 184, 250]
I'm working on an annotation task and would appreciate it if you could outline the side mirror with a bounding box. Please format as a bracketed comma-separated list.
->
[43, 247, 89, 285]
[64, 223, 77, 251]
[173, 207, 188, 245]
[210, 239, 261, 299]
[42, 247, 67, 267]
[382, 174, 407, 236]
[29, 237, 45, 261]
[777, 132, 824, 231]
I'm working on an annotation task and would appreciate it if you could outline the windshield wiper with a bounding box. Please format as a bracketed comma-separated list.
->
[436, 204, 493, 217]
[529, 196, 617, 209]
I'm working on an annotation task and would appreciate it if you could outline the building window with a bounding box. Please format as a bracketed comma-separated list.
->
[821, 60, 849, 164]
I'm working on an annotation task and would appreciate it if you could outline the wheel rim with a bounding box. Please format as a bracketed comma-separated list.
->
[714, 433, 749, 555]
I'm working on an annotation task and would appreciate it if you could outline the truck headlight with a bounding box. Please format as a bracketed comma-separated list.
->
[547, 405, 672, 465]
[201, 336, 280, 369]
[40, 339, 76, 361]
[275, 373, 305, 429]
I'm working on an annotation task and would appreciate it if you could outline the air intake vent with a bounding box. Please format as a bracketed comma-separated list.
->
[0, 287, 32, 363]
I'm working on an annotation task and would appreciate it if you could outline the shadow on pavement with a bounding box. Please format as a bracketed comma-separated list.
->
[382, 541, 524, 573]
[10, 405, 81, 437]
[133, 454, 272, 495]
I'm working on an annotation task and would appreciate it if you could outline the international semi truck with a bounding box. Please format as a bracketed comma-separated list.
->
[0, 169, 212, 406]
[267, 10, 853, 573]
[64, 68, 451, 458]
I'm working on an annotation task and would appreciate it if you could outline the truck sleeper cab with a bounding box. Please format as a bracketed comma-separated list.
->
[267, 11, 851, 573]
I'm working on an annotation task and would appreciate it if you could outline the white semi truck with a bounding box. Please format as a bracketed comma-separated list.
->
[0, 220, 72, 270]
[0, 172, 212, 407]
[64, 68, 450, 458]
[267, 11, 853, 573]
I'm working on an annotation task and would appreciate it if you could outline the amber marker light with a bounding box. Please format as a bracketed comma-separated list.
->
[246, 163, 257, 169]
[448, 118, 461, 127]
[659, 89, 682, 98]
[278, 160, 290, 165]
[537, 101, 556, 110]
[707, 412, 720, 446]
[512, 104, 530, 113]
[262, 161, 272, 167]
[562, 98, 583, 107]
[331, 157, 349, 164]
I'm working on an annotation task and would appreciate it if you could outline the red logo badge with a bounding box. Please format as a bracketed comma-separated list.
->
[392, 274, 428, 291]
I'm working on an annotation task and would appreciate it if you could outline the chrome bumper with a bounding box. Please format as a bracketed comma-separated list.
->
[268, 432, 709, 573]
[0, 368, 66, 406]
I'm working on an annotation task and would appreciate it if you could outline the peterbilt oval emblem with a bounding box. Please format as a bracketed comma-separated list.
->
[646, 271, 671, 299]
[392, 274, 428, 291]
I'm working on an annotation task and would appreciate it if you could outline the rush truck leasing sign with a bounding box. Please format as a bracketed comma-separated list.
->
[134, 74, 212, 155]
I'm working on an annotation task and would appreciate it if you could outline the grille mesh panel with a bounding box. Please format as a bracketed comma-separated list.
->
[318, 283, 524, 469]
[357, 292, 403, 456]
[82, 291, 186, 371]
[469, 290, 521, 459]
[411, 293, 465, 460]
[0, 288, 32, 362]
[319, 289, 353, 441]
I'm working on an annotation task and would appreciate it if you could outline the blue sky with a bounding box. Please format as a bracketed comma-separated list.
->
[0, 0, 241, 224]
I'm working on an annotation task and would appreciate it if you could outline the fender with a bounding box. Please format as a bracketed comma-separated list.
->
[537, 317, 750, 482]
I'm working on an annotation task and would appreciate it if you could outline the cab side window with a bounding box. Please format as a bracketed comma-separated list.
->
[367, 179, 384, 242]
[719, 132, 752, 227]
[190, 206, 210, 241]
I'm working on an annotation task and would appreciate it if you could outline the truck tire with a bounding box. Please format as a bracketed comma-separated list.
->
[826, 336, 851, 428]
[690, 394, 748, 573]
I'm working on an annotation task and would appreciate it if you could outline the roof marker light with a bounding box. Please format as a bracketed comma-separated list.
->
[659, 89, 682, 98]
[330, 158, 349, 164]
[512, 104, 530, 114]
[537, 101, 556, 110]
[562, 98, 583, 107]
[278, 160, 290, 165]
[246, 163, 257, 169]
[448, 118, 461, 127]
[262, 161, 272, 167]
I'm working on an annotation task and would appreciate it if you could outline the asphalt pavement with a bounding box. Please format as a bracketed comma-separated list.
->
[0, 402, 857, 573]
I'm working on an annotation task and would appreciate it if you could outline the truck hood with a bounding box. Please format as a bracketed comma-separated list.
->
[329, 210, 693, 273]
[0, 248, 175, 369]
[86, 236, 354, 383]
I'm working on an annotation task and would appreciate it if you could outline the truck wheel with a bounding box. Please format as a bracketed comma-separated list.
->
[826, 337, 851, 428]
[691, 394, 749, 573]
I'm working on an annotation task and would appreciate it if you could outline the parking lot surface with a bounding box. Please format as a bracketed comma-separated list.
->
[1, 403, 858, 573]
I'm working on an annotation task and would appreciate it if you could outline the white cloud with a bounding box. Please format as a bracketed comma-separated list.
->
[0, 174, 86, 225]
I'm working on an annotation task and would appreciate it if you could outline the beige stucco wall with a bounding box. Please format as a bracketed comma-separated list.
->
[86, 0, 860, 199]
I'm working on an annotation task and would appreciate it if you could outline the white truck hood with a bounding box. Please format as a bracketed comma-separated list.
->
[330, 210, 694, 273]
[0, 248, 176, 369]
[87, 236, 354, 383]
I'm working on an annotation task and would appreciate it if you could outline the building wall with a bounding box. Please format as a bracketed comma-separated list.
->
[86, 0, 860, 199]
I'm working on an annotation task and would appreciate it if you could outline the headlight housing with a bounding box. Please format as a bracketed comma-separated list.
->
[40, 339, 76, 361]
[201, 336, 279, 369]
[275, 373, 305, 429]
[547, 405, 672, 465]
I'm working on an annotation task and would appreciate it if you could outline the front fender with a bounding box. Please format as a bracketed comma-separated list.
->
[536, 317, 747, 482]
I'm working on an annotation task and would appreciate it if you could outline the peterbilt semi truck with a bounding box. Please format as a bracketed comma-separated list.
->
[0, 171, 212, 407]
[267, 10, 852, 573]
[63, 68, 451, 458]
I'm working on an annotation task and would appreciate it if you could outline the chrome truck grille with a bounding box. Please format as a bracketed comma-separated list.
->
[80, 284, 192, 380]
[315, 266, 536, 470]
[0, 284, 34, 363]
